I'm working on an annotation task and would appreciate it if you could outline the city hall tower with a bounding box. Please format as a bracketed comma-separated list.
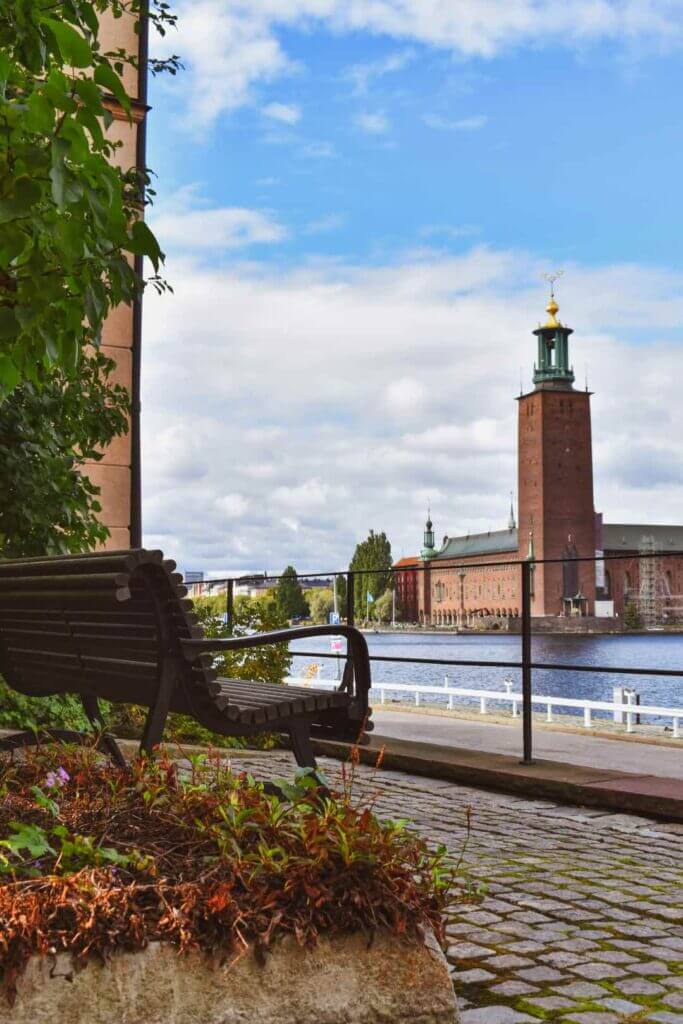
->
[517, 288, 596, 615]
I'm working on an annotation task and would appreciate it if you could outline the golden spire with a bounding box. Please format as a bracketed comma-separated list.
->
[542, 270, 563, 327]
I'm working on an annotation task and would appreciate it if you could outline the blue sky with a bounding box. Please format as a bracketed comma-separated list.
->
[141, 1, 683, 574]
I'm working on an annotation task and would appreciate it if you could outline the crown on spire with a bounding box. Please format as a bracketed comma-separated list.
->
[542, 270, 563, 328]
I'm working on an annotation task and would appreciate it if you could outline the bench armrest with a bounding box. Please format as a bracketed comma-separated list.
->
[181, 625, 371, 711]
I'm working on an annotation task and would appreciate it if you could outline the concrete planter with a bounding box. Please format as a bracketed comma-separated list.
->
[1, 929, 458, 1024]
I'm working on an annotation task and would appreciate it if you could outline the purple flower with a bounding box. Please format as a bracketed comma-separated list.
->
[45, 767, 69, 789]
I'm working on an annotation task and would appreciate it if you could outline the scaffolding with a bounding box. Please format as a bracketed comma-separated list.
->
[638, 535, 661, 627]
[635, 535, 683, 626]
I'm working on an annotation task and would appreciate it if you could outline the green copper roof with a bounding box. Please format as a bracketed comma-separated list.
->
[435, 528, 519, 560]
[603, 524, 683, 552]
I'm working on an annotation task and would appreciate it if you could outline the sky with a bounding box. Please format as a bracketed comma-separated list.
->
[141, 0, 683, 576]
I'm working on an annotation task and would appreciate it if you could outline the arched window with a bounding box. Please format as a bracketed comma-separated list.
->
[604, 570, 611, 597]
[624, 571, 632, 593]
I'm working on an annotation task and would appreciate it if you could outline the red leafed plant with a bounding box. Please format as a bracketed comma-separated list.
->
[0, 743, 454, 1004]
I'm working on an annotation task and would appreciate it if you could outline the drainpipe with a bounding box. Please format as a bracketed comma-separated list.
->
[130, 3, 150, 548]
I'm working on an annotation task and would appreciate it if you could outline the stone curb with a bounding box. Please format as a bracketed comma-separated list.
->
[312, 735, 683, 822]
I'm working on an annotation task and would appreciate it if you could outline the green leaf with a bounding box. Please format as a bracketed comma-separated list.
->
[0, 52, 11, 91]
[26, 90, 55, 133]
[0, 355, 20, 394]
[74, 77, 101, 112]
[43, 18, 92, 69]
[0, 177, 42, 224]
[3, 821, 53, 858]
[50, 138, 69, 208]
[94, 62, 130, 113]
[0, 307, 19, 339]
[129, 219, 164, 271]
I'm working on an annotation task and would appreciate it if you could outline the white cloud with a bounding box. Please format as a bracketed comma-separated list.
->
[215, 493, 249, 517]
[384, 377, 427, 416]
[261, 101, 302, 124]
[161, 1, 683, 129]
[345, 49, 416, 94]
[354, 111, 390, 134]
[422, 113, 488, 131]
[142, 244, 683, 572]
[149, 188, 287, 250]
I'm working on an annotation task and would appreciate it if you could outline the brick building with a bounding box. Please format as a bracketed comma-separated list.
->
[396, 293, 683, 626]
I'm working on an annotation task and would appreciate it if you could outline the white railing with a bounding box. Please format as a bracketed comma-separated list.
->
[285, 675, 683, 738]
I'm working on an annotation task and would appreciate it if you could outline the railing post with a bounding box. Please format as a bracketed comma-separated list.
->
[346, 571, 355, 627]
[226, 578, 234, 636]
[521, 560, 534, 764]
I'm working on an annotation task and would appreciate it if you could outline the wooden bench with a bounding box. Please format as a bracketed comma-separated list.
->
[0, 549, 372, 768]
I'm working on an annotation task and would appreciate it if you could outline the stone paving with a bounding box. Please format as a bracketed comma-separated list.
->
[229, 750, 683, 1023]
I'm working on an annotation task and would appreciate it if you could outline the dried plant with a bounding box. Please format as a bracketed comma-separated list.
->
[0, 743, 455, 1004]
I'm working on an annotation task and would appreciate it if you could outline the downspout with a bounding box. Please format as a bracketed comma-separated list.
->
[130, 3, 150, 548]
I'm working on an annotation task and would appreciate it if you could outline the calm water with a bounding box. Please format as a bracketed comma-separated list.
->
[290, 632, 683, 721]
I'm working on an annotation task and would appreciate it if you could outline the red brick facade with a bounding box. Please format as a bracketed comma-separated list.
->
[394, 303, 683, 626]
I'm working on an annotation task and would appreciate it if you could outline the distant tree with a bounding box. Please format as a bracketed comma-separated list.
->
[308, 588, 334, 624]
[349, 530, 392, 619]
[276, 566, 310, 620]
[371, 589, 394, 624]
[624, 600, 644, 630]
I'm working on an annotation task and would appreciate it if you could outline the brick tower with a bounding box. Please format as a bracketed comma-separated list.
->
[517, 288, 596, 615]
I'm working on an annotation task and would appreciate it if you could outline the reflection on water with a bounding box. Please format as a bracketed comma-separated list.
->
[290, 632, 683, 721]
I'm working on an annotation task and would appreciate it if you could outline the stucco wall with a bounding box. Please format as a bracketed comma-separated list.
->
[82, 11, 144, 551]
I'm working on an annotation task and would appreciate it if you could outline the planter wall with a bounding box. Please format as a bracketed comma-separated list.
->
[1, 929, 459, 1024]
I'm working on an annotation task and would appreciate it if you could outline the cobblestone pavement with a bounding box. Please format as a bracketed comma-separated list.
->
[230, 750, 683, 1023]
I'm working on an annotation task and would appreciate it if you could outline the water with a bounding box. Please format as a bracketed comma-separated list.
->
[290, 631, 683, 722]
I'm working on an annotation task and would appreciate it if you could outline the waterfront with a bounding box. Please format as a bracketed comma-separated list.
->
[290, 631, 683, 724]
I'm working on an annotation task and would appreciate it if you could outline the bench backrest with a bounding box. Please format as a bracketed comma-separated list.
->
[0, 549, 219, 718]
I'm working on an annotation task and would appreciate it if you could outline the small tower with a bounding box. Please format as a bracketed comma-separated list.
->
[420, 510, 437, 560]
[533, 284, 575, 389]
[508, 493, 516, 531]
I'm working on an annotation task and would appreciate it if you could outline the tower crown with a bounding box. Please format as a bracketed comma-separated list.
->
[421, 510, 437, 560]
[533, 287, 574, 389]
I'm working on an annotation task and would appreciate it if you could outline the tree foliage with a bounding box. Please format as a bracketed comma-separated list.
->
[349, 530, 392, 619]
[193, 594, 293, 689]
[0, 0, 177, 395]
[623, 600, 644, 630]
[0, 349, 129, 557]
[276, 566, 310, 621]
[370, 589, 394, 624]
[307, 588, 334, 624]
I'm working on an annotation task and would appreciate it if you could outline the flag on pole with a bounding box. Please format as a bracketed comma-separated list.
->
[366, 591, 374, 603]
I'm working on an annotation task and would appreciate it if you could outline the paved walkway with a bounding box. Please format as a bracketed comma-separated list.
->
[372, 708, 683, 779]
[231, 749, 683, 1023]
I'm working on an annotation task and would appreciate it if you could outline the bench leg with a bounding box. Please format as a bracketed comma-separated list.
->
[289, 721, 317, 769]
[140, 658, 176, 755]
[81, 695, 127, 770]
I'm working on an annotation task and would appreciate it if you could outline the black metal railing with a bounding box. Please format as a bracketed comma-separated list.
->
[184, 549, 683, 765]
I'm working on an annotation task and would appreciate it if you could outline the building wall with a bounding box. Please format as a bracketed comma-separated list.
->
[518, 388, 596, 615]
[82, 11, 145, 550]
